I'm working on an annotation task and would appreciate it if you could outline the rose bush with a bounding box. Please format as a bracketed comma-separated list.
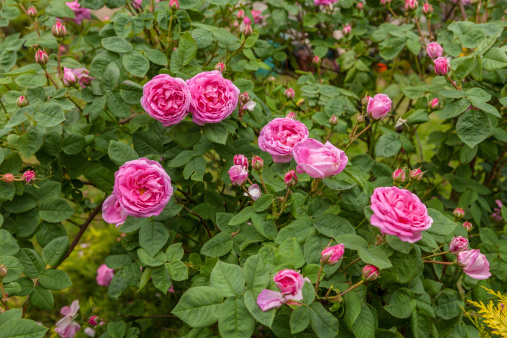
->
[0, 0, 507, 336]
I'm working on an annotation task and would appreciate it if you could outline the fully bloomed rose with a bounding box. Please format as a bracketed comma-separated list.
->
[141, 74, 191, 127]
[258, 118, 309, 163]
[293, 139, 348, 178]
[273, 269, 308, 299]
[457, 249, 491, 280]
[102, 193, 127, 227]
[113, 158, 173, 218]
[370, 186, 433, 243]
[96, 264, 114, 286]
[65, 1, 91, 24]
[367, 94, 392, 120]
[186, 71, 240, 125]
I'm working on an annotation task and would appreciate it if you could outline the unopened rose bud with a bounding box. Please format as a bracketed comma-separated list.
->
[286, 112, 297, 120]
[0, 264, 7, 279]
[449, 236, 468, 255]
[239, 92, 250, 105]
[3, 173, 14, 183]
[89, 316, 99, 326]
[356, 115, 366, 123]
[169, 0, 179, 10]
[361, 96, 370, 106]
[343, 25, 352, 36]
[284, 88, 295, 99]
[357, 2, 364, 9]
[284, 170, 298, 188]
[16, 96, 28, 107]
[429, 98, 439, 110]
[329, 115, 338, 125]
[453, 207, 465, 219]
[362, 265, 379, 281]
[409, 168, 425, 181]
[463, 221, 473, 232]
[242, 25, 253, 36]
[27, 7, 37, 17]
[422, 2, 433, 15]
[392, 168, 407, 184]
[434, 57, 449, 75]
[405, 0, 418, 10]
[252, 156, 264, 172]
[237, 10, 245, 19]
[22, 171, 36, 184]
[35, 49, 49, 65]
[214, 62, 226, 73]
[313, 55, 321, 66]
[52, 22, 66, 38]
[321, 244, 345, 265]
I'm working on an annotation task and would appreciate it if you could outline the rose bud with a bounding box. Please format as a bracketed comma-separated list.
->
[63, 67, 77, 86]
[457, 249, 491, 280]
[22, 171, 36, 184]
[321, 244, 345, 265]
[214, 62, 226, 73]
[239, 92, 250, 104]
[0, 264, 7, 279]
[284, 88, 295, 99]
[89, 316, 99, 326]
[169, 0, 179, 10]
[409, 168, 425, 181]
[422, 2, 433, 15]
[453, 207, 465, 219]
[284, 170, 298, 188]
[343, 25, 352, 36]
[392, 168, 407, 184]
[426, 42, 443, 59]
[329, 115, 338, 125]
[449, 236, 468, 255]
[286, 111, 297, 120]
[35, 49, 49, 65]
[237, 10, 245, 19]
[52, 22, 67, 38]
[252, 156, 264, 172]
[367, 93, 392, 121]
[242, 25, 253, 36]
[434, 57, 450, 75]
[267, 76, 276, 82]
[313, 56, 321, 66]
[16, 96, 28, 107]
[429, 98, 439, 110]
[463, 221, 473, 232]
[357, 2, 364, 9]
[405, 0, 418, 10]
[356, 115, 366, 123]
[233, 154, 248, 168]
[362, 265, 380, 281]
[3, 173, 14, 183]
[361, 95, 370, 106]
[27, 7, 37, 17]
[228, 164, 248, 186]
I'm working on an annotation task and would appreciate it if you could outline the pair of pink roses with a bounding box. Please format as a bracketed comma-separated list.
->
[141, 71, 240, 127]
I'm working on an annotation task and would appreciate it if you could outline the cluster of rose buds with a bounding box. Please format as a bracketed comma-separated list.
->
[229, 155, 266, 201]
[1, 171, 36, 184]
[392, 168, 425, 183]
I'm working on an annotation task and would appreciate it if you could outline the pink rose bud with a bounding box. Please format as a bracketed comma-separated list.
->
[343, 25, 352, 36]
[22, 171, 36, 184]
[27, 7, 37, 17]
[252, 156, 264, 172]
[233, 154, 249, 168]
[0, 264, 6, 279]
[434, 57, 449, 75]
[52, 22, 66, 38]
[273, 269, 308, 297]
[284, 88, 295, 99]
[392, 168, 407, 183]
[380, 0, 386, 4]
[426, 42, 444, 59]
[245, 184, 261, 201]
[294, 139, 348, 178]
[457, 249, 491, 280]
[237, 10, 245, 19]
[463, 221, 473, 232]
[286, 112, 297, 119]
[409, 168, 425, 181]
[214, 62, 226, 73]
[259, 118, 309, 163]
[96, 264, 114, 286]
[169, 0, 179, 10]
[239, 92, 250, 104]
[35, 49, 49, 65]
[357, 2, 364, 9]
[242, 25, 253, 36]
[63, 67, 77, 86]
[453, 207, 465, 219]
[329, 115, 338, 125]
[228, 164, 248, 186]
[367, 93, 392, 120]
[361, 95, 370, 106]
[313, 56, 321, 66]
[449, 236, 468, 255]
[89, 316, 99, 326]
[422, 2, 433, 15]
[16, 96, 28, 107]
[2, 173, 14, 183]
[405, 0, 418, 10]
[284, 170, 298, 187]
[429, 98, 439, 110]
[362, 265, 380, 281]
[321, 244, 345, 265]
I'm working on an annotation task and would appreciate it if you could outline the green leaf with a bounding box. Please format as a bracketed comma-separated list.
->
[456, 110, 492, 148]
[357, 247, 392, 269]
[108, 140, 138, 166]
[0, 256, 23, 283]
[386, 235, 414, 254]
[102, 62, 120, 91]
[229, 206, 253, 225]
[63, 134, 86, 155]
[438, 98, 470, 119]
[46, 0, 75, 18]
[322, 177, 356, 190]
[279, 237, 305, 269]
[7, 127, 44, 158]
[218, 297, 255, 338]
[105, 254, 132, 269]
[375, 134, 401, 157]
[39, 197, 74, 222]
[276, 216, 313, 245]
[434, 289, 463, 320]
[38, 269, 72, 291]
[426, 209, 457, 236]
[313, 214, 355, 237]
[168, 260, 188, 281]
[29, 285, 54, 310]
[203, 123, 229, 144]
[34, 103, 65, 127]
[102, 36, 133, 53]
[482, 47, 507, 71]
[210, 261, 244, 297]
[41, 236, 69, 267]
[244, 290, 276, 328]
[14, 73, 46, 88]
[410, 312, 438, 338]
[253, 194, 273, 212]
[351, 304, 376, 338]
[19, 249, 45, 278]
[166, 243, 184, 262]
[334, 234, 368, 251]
[244, 254, 270, 292]
[144, 49, 168, 65]
[170, 32, 197, 73]
[151, 264, 172, 294]
[120, 81, 143, 105]
[172, 286, 224, 328]
[343, 291, 361, 330]
[0, 318, 48, 338]
[123, 51, 150, 77]
[139, 221, 169, 256]
[108, 321, 127, 338]
[384, 288, 416, 318]
[290, 305, 311, 334]
[310, 302, 339, 338]
[0, 229, 19, 256]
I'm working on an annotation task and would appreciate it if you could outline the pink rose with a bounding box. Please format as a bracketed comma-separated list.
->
[233, 154, 248, 168]
[65, 1, 91, 24]
[405, 0, 418, 10]
[55, 300, 80, 338]
[70, 68, 93, 88]
[96, 264, 114, 286]
[321, 244, 345, 265]
[343, 25, 352, 35]
[463, 221, 473, 231]
[492, 199, 503, 221]
[284, 88, 295, 99]
[256, 270, 310, 311]
[252, 155, 264, 171]
[313, 0, 338, 5]
[141, 74, 191, 127]
[228, 164, 248, 186]
[186, 71, 240, 125]
[362, 265, 380, 281]
[429, 98, 439, 110]
[367, 94, 392, 120]
[286, 111, 297, 119]
[257, 289, 285, 311]
[102, 193, 127, 227]
[426, 42, 443, 59]
[22, 170, 36, 183]
[293, 138, 348, 178]
[113, 158, 173, 218]
[88, 316, 99, 326]
[453, 207, 465, 218]
[63, 67, 77, 86]
[244, 184, 261, 201]
[392, 168, 406, 183]
[258, 118, 309, 163]
[370, 186, 433, 243]
[434, 57, 449, 75]
[422, 3, 433, 14]
[449, 236, 468, 255]
[457, 249, 491, 280]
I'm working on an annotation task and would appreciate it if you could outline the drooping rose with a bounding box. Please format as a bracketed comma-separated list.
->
[96, 264, 114, 286]
[256, 269, 310, 312]
[367, 94, 392, 120]
[70, 68, 93, 88]
[457, 249, 491, 280]
[186, 71, 240, 125]
[256, 289, 285, 312]
[65, 1, 91, 24]
[321, 244, 345, 265]
[449, 236, 468, 255]
[63, 67, 77, 86]
[293, 138, 348, 178]
[258, 118, 309, 163]
[141, 74, 191, 127]
[426, 42, 443, 59]
[102, 193, 127, 227]
[370, 186, 433, 243]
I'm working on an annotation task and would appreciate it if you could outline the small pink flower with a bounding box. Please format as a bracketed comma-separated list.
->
[52, 22, 66, 38]
[286, 112, 297, 119]
[449, 236, 468, 255]
[27, 7, 37, 17]
[71, 68, 93, 88]
[244, 184, 261, 201]
[409, 168, 425, 181]
[274, 269, 309, 299]
[362, 265, 380, 281]
[429, 98, 439, 110]
[252, 156, 264, 171]
[22, 170, 36, 184]
[313, 56, 321, 65]
[258, 118, 309, 163]
[313, 0, 339, 5]
[367, 94, 392, 120]
[214, 62, 226, 73]
[492, 199, 503, 221]
[343, 25, 352, 36]
[233, 154, 249, 168]
[321, 244, 345, 265]
[35, 49, 48, 65]
[422, 2, 433, 14]
[169, 0, 179, 10]
[228, 165, 248, 186]
[237, 10, 245, 19]
[2, 173, 14, 183]
[257, 289, 285, 311]
[96, 264, 114, 286]
[242, 24, 253, 36]
[357, 2, 364, 9]
[284, 88, 295, 99]
[427, 42, 444, 59]
[63, 67, 77, 86]
[284, 170, 298, 187]
[434, 57, 449, 75]
[65, 1, 91, 24]
[463, 221, 473, 232]
[16, 96, 28, 107]
[102, 193, 127, 228]
[457, 249, 491, 280]
[405, 0, 418, 10]
[329, 115, 338, 125]
[293, 139, 348, 178]
[392, 168, 406, 183]
[88, 316, 99, 326]
[168, 285, 175, 293]
[453, 207, 465, 218]
[55, 300, 80, 338]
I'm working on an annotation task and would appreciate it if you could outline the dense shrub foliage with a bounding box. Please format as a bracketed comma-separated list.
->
[0, 0, 507, 336]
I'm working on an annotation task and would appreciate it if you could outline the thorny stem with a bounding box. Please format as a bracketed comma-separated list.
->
[424, 251, 450, 259]
[315, 262, 325, 292]
[413, 17, 427, 49]
[45, 69, 59, 89]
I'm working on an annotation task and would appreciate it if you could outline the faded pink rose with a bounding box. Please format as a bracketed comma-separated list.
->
[426, 42, 443, 59]
[186, 71, 240, 125]
[321, 244, 345, 265]
[55, 300, 80, 338]
[113, 158, 173, 218]
[65, 1, 91, 24]
[274, 269, 309, 299]
[22, 170, 36, 183]
[258, 118, 309, 163]
[257, 289, 285, 311]
[367, 94, 392, 120]
[96, 264, 114, 286]
[71, 68, 93, 88]
[63, 67, 77, 86]
[434, 57, 449, 75]
[233, 154, 248, 168]
[293, 139, 348, 178]
[313, 0, 338, 5]
[492, 199, 503, 221]
[102, 193, 127, 227]
[141, 74, 191, 127]
[228, 164, 248, 186]
[244, 184, 261, 200]
[457, 249, 491, 280]
[243, 10, 263, 25]
[370, 186, 433, 243]
[449, 236, 468, 255]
